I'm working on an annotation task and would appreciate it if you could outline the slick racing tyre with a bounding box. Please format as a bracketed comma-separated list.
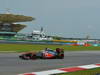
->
[59, 54, 64, 59]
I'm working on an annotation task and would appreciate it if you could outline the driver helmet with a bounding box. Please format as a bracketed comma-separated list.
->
[45, 48, 50, 51]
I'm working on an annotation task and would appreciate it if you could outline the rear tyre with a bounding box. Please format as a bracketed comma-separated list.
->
[58, 54, 64, 59]
[59, 56, 64, 59]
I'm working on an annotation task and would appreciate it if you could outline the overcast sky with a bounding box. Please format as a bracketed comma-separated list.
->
[0, 0, 100, 39]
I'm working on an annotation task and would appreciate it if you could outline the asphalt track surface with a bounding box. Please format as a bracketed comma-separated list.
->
[0, 51, 100, 75]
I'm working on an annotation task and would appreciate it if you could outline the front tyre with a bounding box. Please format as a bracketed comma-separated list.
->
[19, 55, 30, 60]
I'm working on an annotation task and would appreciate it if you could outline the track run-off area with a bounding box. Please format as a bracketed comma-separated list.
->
[0, 51, 100, 75]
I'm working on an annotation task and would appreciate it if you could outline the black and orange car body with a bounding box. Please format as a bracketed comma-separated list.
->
[19, 48, 64, 60]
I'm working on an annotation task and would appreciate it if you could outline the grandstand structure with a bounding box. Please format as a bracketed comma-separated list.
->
[0, 11, 34, 39]
[0, 10, 99, 44]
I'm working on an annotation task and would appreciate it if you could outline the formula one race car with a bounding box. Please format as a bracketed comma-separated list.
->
[19, 48, 64, 60]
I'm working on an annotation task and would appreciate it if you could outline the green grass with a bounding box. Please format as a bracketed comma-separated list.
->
[0, 44, 100, 52]
[60, 68, 100, 75]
